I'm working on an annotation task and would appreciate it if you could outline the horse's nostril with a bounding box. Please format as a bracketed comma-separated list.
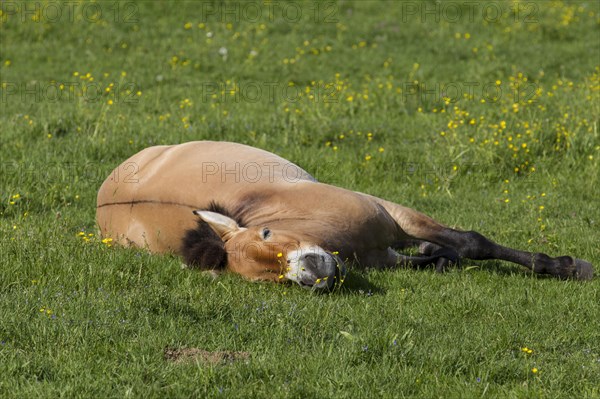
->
[302, 253, 319, 262]
[301, 253, 328, 265]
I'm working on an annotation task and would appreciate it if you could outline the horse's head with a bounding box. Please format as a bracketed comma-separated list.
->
[181, 210, 345, 290]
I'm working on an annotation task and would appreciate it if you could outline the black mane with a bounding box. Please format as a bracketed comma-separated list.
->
[205, 201, 246, 227]
[180, 201, 236, 270]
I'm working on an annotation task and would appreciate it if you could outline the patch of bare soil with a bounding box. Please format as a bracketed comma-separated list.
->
[164, 347, 251, 365]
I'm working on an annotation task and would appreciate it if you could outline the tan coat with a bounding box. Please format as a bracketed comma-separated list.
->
[97, 141, 593, 286]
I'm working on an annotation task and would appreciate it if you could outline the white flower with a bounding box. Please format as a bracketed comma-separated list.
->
[218, 47, 228, 56]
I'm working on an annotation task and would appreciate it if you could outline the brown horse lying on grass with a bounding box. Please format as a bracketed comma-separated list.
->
[96, 141, 593, 290]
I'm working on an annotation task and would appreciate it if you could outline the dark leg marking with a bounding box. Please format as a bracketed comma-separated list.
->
[396, 247, 460, 273]
[428, 229, 593, 280]
[390, 239, 425, 250]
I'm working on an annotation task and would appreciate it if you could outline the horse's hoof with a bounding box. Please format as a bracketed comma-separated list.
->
[574, 259, 594, 280]
[431, 248, 460, 273]
[435, 257, 449, 273]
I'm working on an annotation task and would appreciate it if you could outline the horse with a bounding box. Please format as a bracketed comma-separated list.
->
[96, 141, 594, 290]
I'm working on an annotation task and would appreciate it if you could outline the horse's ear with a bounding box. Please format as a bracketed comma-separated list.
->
[193, 210, 246, 241]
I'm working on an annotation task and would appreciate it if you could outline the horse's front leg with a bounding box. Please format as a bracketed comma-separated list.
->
[362, 247, 460, 272]
[431, 228, 594, 280]
[362, 194, 594, 280]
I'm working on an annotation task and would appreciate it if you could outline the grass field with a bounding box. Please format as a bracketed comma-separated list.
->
[1, 0, 599, 397]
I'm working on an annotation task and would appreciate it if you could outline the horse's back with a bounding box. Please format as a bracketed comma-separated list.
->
[96, 141, 314, 252]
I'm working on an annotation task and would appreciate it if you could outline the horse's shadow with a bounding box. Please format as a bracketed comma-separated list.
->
[332, 270, 386, 296]
[328, 260, 559, 296]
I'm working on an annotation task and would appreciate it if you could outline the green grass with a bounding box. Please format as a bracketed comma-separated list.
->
[1, 1, 599, 397]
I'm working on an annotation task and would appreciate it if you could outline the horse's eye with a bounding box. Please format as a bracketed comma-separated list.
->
[261, 228, 271, 240]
